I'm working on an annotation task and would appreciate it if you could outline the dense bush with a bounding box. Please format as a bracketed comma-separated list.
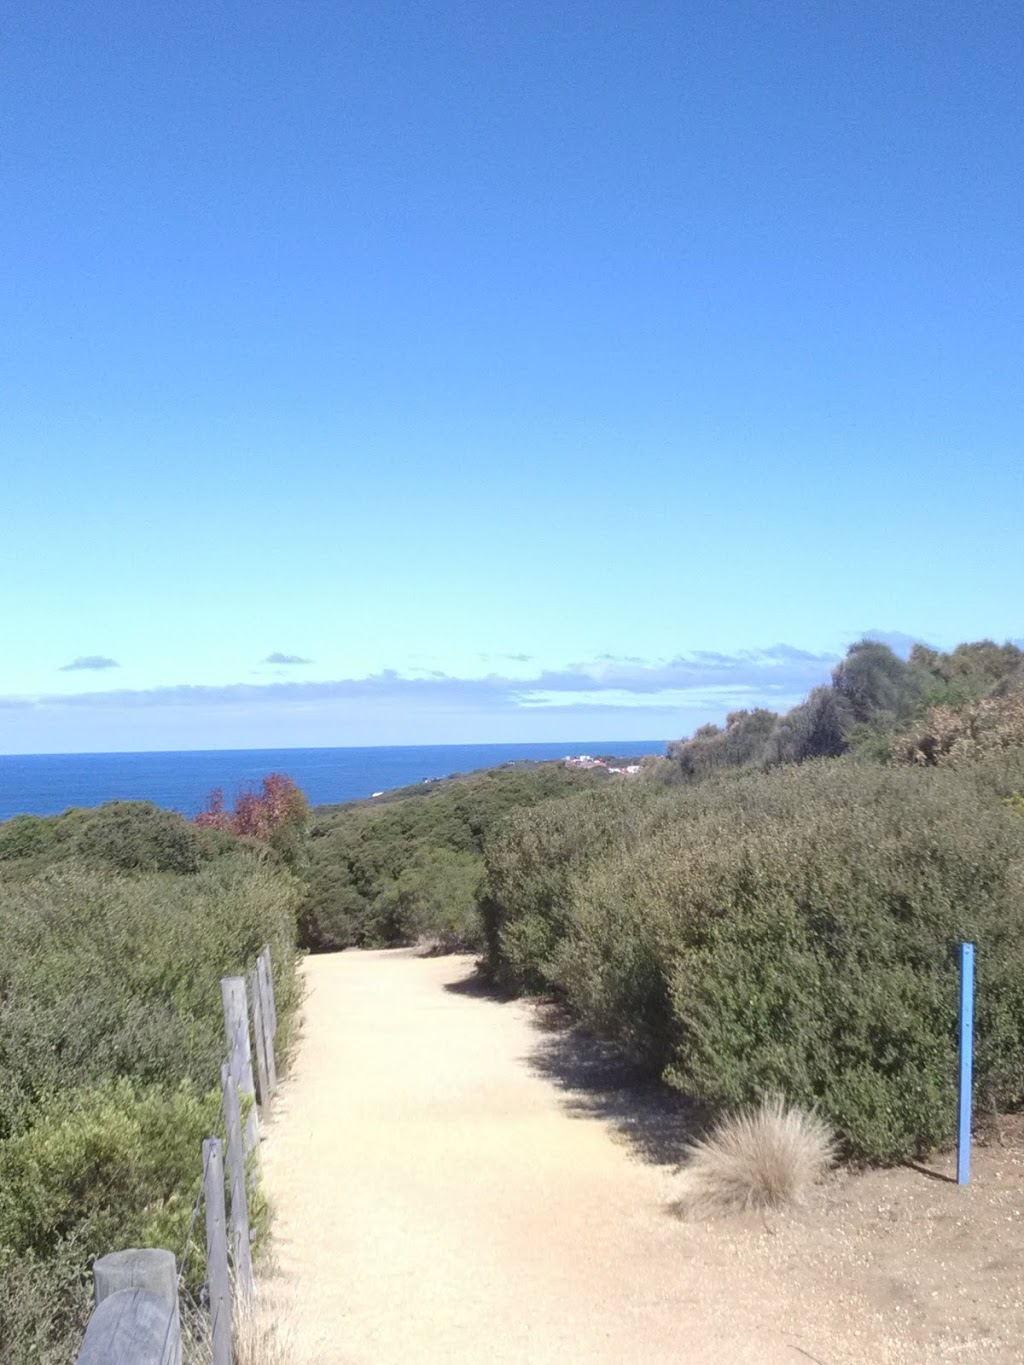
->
[484, 757, 1024, 1163]
[0, 796, 302, 1361]
[0, 800, 229, 879]
[301, 762, 609, 951]
[910, 640, 1024, 706]
[892, 684, 1024, 767]
[0, 1241, 90, 1365]
[480, 784, 676, 994]
[667, 709, 778, 779]
[0, 1081, 220, 1266]
[663, 637, 1024, 780]
[73, 800, 215, 873]
[0, 854, 300, 1137]
[372, 847, 483, 949]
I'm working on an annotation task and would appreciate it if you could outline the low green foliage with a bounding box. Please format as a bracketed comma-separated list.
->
[0, 800, 230, 879]
[0, 1080, 219, 1269]
[0, 1240, 90, 1365]
[664, 637, 1024, 780]
[0, 855, 300, 1137]
[0, 798, 301, 1359]
[480, 784, 675, 994]
[301, 762, 609, 951]
[484, 756, 1024, 1163]
[372, 847, 483, 949]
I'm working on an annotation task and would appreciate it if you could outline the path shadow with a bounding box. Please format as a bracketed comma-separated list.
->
[442, 968, 506, 1000]
[903, 1160, 957, 1186]
[442, 966, 705, 1168]
[526, 1004, 707, 1169]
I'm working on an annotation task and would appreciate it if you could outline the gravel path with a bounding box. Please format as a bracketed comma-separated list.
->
[259, 949, 1014, 1364]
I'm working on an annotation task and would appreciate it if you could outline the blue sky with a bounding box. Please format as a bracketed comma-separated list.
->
[2, 0, 1021, 752]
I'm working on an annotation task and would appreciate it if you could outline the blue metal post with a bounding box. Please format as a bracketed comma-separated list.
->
[957, 942, 975, 1186]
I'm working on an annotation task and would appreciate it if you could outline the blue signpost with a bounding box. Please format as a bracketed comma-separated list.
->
[957, 942, 975, 1186]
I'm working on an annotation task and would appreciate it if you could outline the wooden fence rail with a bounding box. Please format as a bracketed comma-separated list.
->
[74, 944, 281, 1365]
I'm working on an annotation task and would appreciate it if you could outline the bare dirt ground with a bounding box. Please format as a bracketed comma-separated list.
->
[260, 949, 1024, 1364]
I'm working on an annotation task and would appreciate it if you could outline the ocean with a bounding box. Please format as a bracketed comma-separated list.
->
[0, 741, 666, 822]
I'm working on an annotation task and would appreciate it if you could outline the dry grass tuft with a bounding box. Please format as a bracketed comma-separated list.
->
[232, 1294, 296, 1365]
[182, 1289, 306, 1365]
[681, 1096, 834, 1214]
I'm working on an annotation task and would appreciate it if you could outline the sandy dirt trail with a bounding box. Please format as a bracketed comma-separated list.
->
[260, 950, 1015, 1365]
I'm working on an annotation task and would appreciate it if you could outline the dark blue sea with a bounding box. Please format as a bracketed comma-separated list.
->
[0, 741, 665, 822]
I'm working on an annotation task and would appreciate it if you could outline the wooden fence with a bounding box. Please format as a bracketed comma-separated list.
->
[74, 944, 281, 1365]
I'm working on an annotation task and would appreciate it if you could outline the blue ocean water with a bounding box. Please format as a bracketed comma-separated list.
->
[0, 741, 665, 822]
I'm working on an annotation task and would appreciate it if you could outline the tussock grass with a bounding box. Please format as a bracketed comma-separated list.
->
[182, 1290, 304, 1365]
[233, 1295, 296, 1365]
[682, 1096, 834, 1214]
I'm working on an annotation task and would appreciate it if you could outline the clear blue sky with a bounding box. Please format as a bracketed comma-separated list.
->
[2, 0, 1021, 752]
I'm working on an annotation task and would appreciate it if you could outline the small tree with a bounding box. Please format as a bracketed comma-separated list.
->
[194, 775, 309, 869]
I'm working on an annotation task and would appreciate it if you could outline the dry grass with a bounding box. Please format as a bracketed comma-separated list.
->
[232, 1294, 297, 1365]
[181, 1289, 305, 1365]
[681, 1096, 835, 1214]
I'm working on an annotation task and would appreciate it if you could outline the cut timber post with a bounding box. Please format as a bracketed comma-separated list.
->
[260, 944, 278, 1039]
[221, 976, 259, 1156]
[81, 1247, 181, 1365]
[221, 1063, 254, 1299]
[203, 1137, 234, 1365]
[76, 1290, 179, 1365]
[248, 966, 271, 1110]
[255, 955, 278, 1095]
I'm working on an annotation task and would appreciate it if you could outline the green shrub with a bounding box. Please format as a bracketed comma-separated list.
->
[0, 1080, 218, 1270]
[301, 761, 609, 951]
[0, 1079, 220, 1356]
[73, 801, 213, 873]
[481, 784, 675, 993]
[0, 853, 300, 1136]
[0, 797, 302, 1358]
[0, 801, 230, 880]
[667, 708, 779, 780]
[487, 760, 1024, 1162]
[373, 848, 483, 949]
[892, 684, 1024, 767]
[0, 815, 62, 865]
[0, 1240, 91, 1365]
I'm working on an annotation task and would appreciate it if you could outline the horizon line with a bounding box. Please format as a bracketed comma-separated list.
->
[0, 737, 669, 760]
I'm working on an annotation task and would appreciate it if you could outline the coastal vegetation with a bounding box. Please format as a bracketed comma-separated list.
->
[0, 790, 304, 1364]
[300, 636, 1024, 1168]
[480, 638, 1024, 1164]
[299, 761, 612, 952]
[3, 634, 1023, 1353]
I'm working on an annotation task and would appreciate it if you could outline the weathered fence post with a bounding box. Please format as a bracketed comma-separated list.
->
[255, 955, 278, 1095]
[260, 944, 278, 1039]
[203, 1137, 234, 1365]
[221, 1063, 254, 1300]
[221, 976, 259, 1156]
[248, 966, 272, 1109]
[78, 1248, 182, 1365]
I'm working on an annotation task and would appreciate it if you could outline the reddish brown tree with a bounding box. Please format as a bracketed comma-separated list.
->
[194, 786, 231, 831]
[194, 774, 308, 845]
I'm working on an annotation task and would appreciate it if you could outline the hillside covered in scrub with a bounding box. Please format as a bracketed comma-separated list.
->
[652, 636, 1024, 780]
[5, 632, 1019, 1361]
[305, 637, 1024, 1167]
[481, 638, 1024, 1164]
[299, 759, 617, 951]
[0, 792, 305, 1365]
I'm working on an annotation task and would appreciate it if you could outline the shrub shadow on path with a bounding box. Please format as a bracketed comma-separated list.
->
[440, 962, 509, 998]
[525, 1001, 707, 1169]
[443, 966, 704, 1166]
